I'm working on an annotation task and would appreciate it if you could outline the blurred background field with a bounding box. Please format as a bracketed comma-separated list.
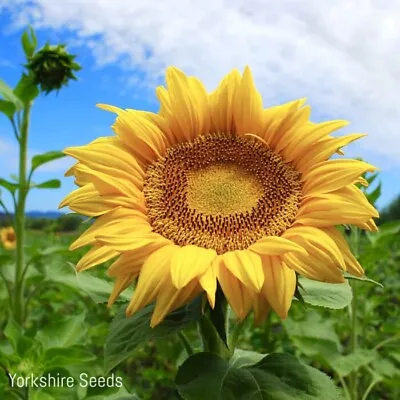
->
[0, 193, 399, 399]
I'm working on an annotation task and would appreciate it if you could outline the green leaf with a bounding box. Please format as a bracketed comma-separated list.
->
[0, 177, 19, 194]
[329, 349, 377, 377]
[283, 311, 342, 359]
[83, 386, 141, 400]
[104, 296, 203, 373]
[4, 317, 22, 352]
[36, 313, 87, 349]
[21, 26, 37, 58]
[176, 352, 343, 400]
[35, 245, 69, 257]
[43, 346, 96, 370]
[298, 277, 353, 309]
[343, 272, 383, 287]
[31, 151, 66, 172]
[13, 74, 39, 104]
[371, 358, 399, 379]
[366, 221, 400, 246]
[33, 179, 61, 189]
[229, 349, 266, 369]
[46, 262, 133, 303]
[0, 79, 22, 109]
[0, 99, 16, 117]
[367, 182, 381, 205]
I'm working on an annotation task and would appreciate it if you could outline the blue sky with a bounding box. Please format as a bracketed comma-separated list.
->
[0, 1, 399, 212]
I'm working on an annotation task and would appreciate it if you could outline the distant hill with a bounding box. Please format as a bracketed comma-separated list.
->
[26, 211, 64, 219]
[0, 211, 64, 220]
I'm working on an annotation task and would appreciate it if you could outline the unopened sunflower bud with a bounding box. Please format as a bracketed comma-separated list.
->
[26, 43, 81, 94]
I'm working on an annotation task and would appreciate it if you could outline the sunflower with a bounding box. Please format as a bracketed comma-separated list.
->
[1, 226, 16, 250]
[60, 67, 378, 327]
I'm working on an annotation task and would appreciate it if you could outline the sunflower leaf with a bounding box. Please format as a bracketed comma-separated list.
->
[328, 349, 378, 378]
[32, 179, 61, 189]
[298, 277, 353, 309]
[0, 177, 19, 194]
[343, 272, 383, 288]
[104, 296, 203, 373]
[31, 150, 66, 173]
[176, 352, 344, 400]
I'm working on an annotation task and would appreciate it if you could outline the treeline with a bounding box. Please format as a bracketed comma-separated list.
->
[0, 214, 85, 232]
[379, 195, 400, 224]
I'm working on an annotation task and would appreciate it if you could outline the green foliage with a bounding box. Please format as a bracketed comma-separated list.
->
[32, 179, 61, 189]
[14, 73, 39, 104]
[298, 277, 353, 309]
[176, 352, 343, 400]
[31, 151, 65, 173]
[379, 195, 400, 224]
[21, 26, 37, 58]
[104, 297, 203, 373]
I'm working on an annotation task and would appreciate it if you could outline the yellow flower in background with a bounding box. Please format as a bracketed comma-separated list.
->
[1, 226, 16, 250]
[60, 67, 378, 327]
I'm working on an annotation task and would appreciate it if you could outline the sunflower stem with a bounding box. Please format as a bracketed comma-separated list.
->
[13, 102, 31, 325]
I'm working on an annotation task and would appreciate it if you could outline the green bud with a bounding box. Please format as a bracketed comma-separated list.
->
[25, 43, 81, 94]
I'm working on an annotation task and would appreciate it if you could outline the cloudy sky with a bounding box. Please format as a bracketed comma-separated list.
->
[0, 0, 399, 211]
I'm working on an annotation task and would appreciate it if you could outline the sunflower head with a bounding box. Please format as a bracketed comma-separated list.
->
[60, 66, 378, 327]
[26, 43, 81, 94]
[1, 226, 16, 250]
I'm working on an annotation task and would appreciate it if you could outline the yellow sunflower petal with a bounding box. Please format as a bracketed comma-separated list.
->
[209, 69, 241, 134]
[283, 119, 349, 162]
[302, 159, 377, 195]
[249, 236, 307, 256]
[217, 264, 253, 320]
[324, 227, 364, 276]
[107, 242, 167, 277]
[76, 244, 119, 272]
[150, 278, 200, 327]
[108, 273, 137, 307]
[199, 261, 218, 309]
[252, 292, 270, 326]
[126, 245, 179, 316]
[284, 226, 346, 271]
[261, 256, 296, 319]
[69, 208, 149, 250]
[232, 66, 264, 135]
[170, 245, 217, 289]
[222, 250, 264, 292]
[160, 67, 210, 142]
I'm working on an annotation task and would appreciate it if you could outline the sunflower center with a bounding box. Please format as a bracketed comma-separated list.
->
[144, 133, 302, 254]
[7, 232, 15, 241]
[186, 164, 264, 216]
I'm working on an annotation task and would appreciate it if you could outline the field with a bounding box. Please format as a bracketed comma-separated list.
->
[0, 216, 399, 399]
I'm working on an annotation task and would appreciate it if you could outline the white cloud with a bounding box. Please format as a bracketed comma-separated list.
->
[2, 0, 400, 166]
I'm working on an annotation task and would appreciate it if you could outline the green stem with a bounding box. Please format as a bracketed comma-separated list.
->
[13, 102, 31, 325]
[177, 331, 194, 356]
[373, 333, 400, 351]
[361, 379, 380, 400]
[338, 375, 352, 400]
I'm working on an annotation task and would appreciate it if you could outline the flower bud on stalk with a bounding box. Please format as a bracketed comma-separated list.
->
[25, 43, 81, 94]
